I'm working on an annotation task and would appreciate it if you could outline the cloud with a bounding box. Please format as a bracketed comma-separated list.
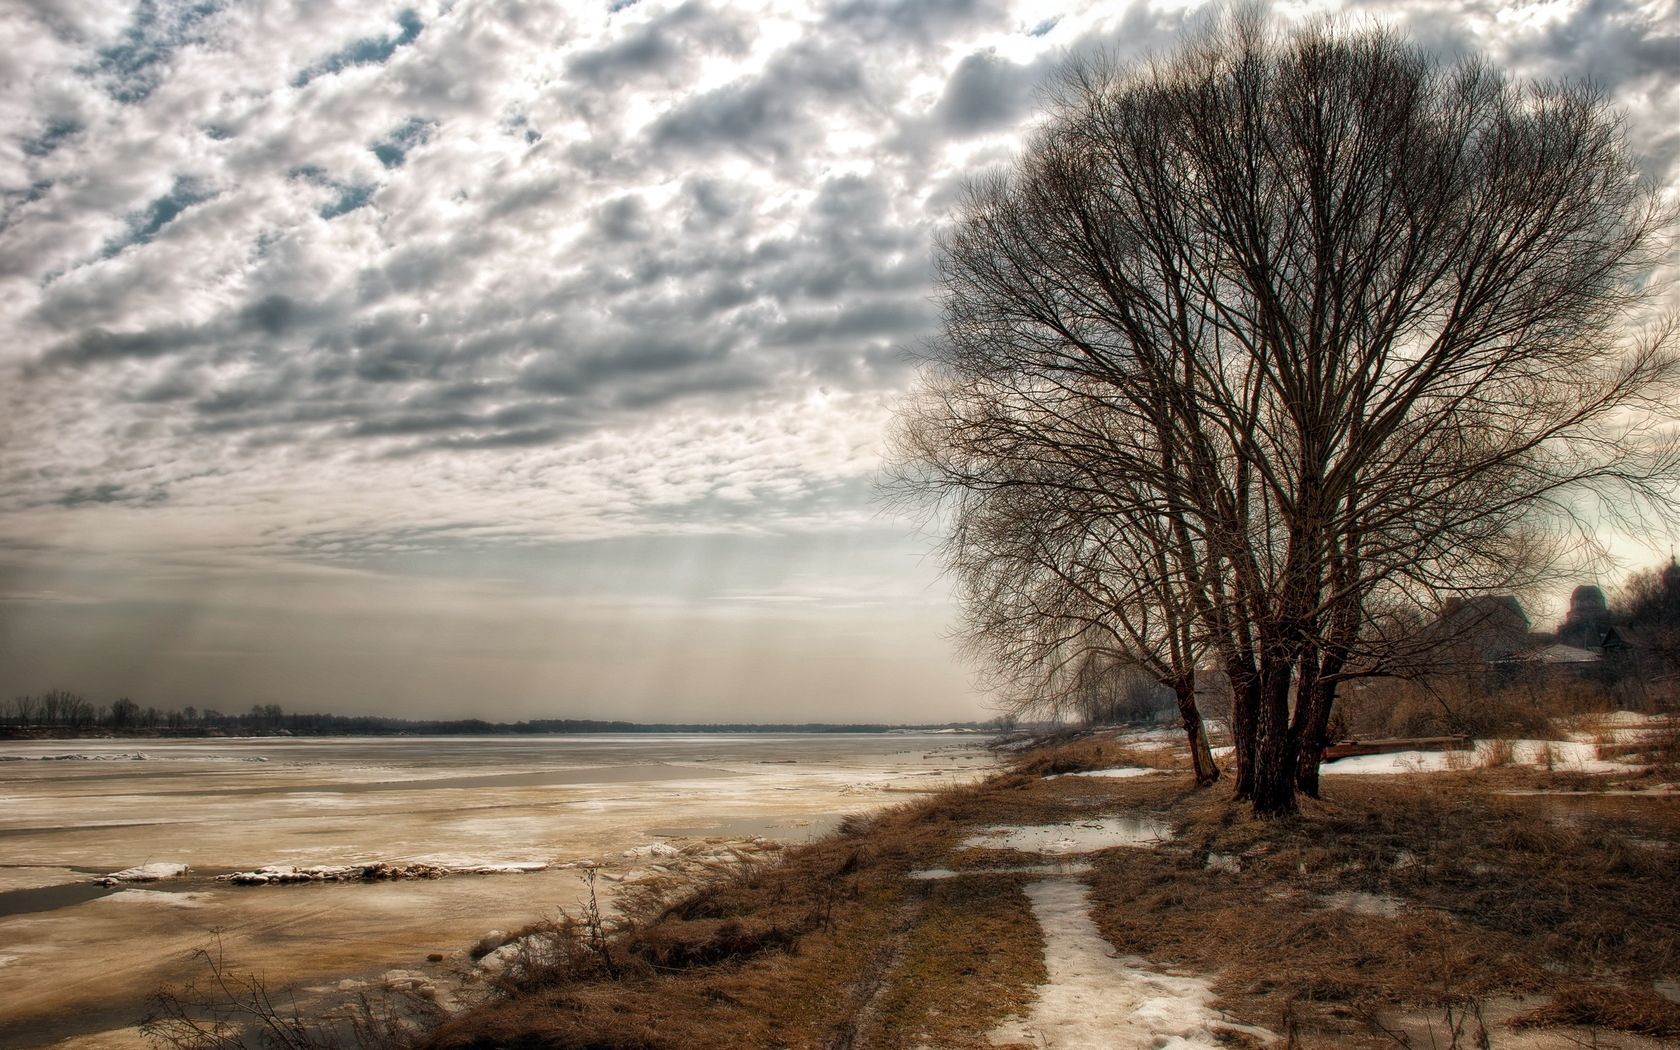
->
[0, 0, 1674, 717]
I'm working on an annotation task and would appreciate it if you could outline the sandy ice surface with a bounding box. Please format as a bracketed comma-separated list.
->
[962, 817, 1171, 855]
[990, 879, 1271, 1049]
[0, 733, 992, 1050]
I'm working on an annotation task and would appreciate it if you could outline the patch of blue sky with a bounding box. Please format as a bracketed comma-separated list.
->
[320, 183, 376, 219]
[288, 166, 375, 219]
[371, 117, 436, 168]
[102, 176, 216, 258]
[91, 0, 225, 104]
[1, 180, 53, 235]
[22, 118, 82, 157]
[292, 9, 424, 88]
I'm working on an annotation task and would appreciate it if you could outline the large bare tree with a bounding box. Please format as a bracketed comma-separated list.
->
[892, 12, 1679, 816]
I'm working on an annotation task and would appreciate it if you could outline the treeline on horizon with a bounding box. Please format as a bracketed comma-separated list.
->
[0, 692, 992, 737]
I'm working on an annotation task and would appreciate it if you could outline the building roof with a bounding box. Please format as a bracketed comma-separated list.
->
[1505, 643, 1602, 665]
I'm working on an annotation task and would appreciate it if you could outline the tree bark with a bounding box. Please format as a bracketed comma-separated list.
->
[1175, 675, 1220, 787]
[1228, 661, 1260, 800]
[1248, 657, 1299, 817]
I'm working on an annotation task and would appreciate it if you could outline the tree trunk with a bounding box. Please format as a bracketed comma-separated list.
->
[1175, 676, 1220, 787]
[1248, 658, 1298, 817]
[1292, 669, 1342, 799]
[1228, 663, 1259, 800]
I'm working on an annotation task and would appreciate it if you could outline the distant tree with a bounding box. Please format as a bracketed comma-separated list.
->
[109, 697, 140, 729]
[892, 12, 1679, 815]
[58, 692, 95, 728]
[1612, 559, 1680, 677]
[8, 694, 39, 727]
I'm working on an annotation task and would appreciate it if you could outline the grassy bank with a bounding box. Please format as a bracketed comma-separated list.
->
[393, 726, 1680, 1050]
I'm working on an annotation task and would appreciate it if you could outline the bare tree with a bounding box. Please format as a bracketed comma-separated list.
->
[8, 694, 39, 727]
[892, 12, 1679, 815]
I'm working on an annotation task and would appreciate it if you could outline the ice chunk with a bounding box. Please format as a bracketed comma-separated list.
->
[99, 862, 188, 884]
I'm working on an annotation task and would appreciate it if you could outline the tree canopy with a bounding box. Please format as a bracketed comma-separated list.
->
[892, 12, 1679, 815]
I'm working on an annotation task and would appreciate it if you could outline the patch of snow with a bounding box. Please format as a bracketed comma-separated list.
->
[1117, 728, 1182, 744]
[1323, 738, 1629, 776]
[1044, 767, 1163, 781]
[381, 969, 435, 994]
[962, 818, 1170, 855]
[39, 752, 150, 762]
[455, 862, 548, 874]
[621, 842, 682, 860]
[217, 859, 546, 885]
[990, 879, 1272, 1049]
[100, 862, 188, 883]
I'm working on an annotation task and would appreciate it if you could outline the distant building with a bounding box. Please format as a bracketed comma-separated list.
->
[1426, 594, 1531, 670]
[1556, 584, 1611, 649]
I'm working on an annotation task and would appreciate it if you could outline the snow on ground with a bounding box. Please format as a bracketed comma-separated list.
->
[962, 817, 1170, 855]
[989, 879, 1273, 1049]
[1322, 739, 1626, 776]
[1044, 767, 1165, 781]
[101, 863, 188, 882]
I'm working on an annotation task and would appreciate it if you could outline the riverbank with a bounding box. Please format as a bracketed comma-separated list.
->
[393, 719, 1680, 1050]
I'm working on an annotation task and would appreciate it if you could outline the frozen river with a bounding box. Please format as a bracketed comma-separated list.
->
[0, 733, 993, 1049]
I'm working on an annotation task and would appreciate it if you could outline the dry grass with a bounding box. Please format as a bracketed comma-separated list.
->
[1058, 771, 1680, 1048]
[1509, 984, 1680, 1038]
[1482, 738, 1516, 768]
[1010, 731, 1189, 776]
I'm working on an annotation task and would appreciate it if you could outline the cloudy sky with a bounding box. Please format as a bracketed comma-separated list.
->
[0, 0, 1675, 722]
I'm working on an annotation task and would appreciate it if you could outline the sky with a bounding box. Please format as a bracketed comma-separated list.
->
[0, 0, 1676, 723]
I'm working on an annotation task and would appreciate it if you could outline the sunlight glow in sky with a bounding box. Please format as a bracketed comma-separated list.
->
[1, 0, 1675, 721]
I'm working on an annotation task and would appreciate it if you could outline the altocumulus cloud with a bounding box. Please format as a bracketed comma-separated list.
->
[0, 0, 1674, 717]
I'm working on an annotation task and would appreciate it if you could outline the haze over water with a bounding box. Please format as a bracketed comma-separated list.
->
[0, 733, 993, 1049]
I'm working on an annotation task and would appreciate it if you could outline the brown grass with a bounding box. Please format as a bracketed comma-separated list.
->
[1510, 984, 1680, 1038]
[1063, 772, 1680, 1047]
